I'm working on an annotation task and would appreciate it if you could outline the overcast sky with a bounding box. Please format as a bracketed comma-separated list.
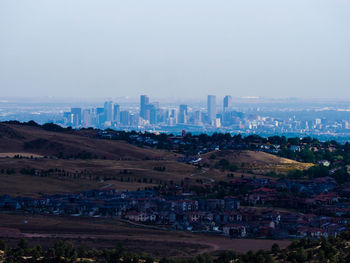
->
[0, 0, 349, 99]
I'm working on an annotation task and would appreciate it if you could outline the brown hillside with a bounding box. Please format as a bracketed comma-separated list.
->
[0, 123, 175, 160]
[202, 149, 313, 173]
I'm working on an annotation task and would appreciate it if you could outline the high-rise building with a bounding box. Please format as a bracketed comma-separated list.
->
[130, 113, 139, 126]
[194, 110, 202, 125]
[71, 108, 82, 127]
[96, 107, 105, 126]
[178, 104, 188, 124]
[223, 95, 232, 111]
[82, 109, 91, 127]
[140, 95, 150, 120]
[113, 104, 120, 124]
[104, 101, 113, 122]
[120, 111, 130, 126]
[207, 95, 216, 124]
[147, 104, 158, 125]
[168, 108, 178, 125]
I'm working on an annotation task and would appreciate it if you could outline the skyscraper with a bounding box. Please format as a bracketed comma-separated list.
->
[140, 95, 150, 120]
[82, 109, 91, 127]
[148, 104, 158, 125]
[178, 104, 188, 124]
[96, 107, 105, 126]
[71, 108, 82, 127]
[120, 111, 130, 125]
[113, 104, 120, 124]
[104, 101, 113, 122]
[194, 110, 202, 125]
[207, 95, 216, 124]
[223, 95, 232, 111]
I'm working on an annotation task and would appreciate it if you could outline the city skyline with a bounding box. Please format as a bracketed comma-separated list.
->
[15, 94, 341, 143]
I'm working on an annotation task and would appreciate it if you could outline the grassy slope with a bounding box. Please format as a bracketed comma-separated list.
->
[0, 159, 198, 197]
[0, 123, 176, 160]
[201, 150, 314, 174]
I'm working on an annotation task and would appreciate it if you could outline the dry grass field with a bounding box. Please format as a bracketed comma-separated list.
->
[0, 158, 199, 197]
[0, 213, 291, 258]
[0, 174, 105, 197]
[0, 123, 176, 160]
[202, 150, 313, 174]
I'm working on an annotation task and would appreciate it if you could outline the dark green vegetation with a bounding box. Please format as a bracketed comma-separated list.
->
[2, 231, 350, 262]
[265, 162, 349, 184]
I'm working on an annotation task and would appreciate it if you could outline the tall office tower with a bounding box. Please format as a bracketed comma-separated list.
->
[223, 95, 233, 111]
[71, 108, 82, 127]
[104, 101, 113, 122]
[171, 109, 177, 118]
[178, 104, 188, 124]
[120, 111, 130, 125]
[82, 109, 91, 127]
[130, 113, 139, 126]
[146, 103, 158, 125]
[140, 95, 150, 120]
[169, 108, 178, 124]
[113, 104, 120, 124]
[207, 95, 216, 124]
[96, 107, 105, 126]
[194, 110, 202, 125]
[89, 108, 97, 126]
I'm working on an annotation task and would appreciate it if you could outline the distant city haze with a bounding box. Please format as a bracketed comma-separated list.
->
[0, 0, 349, 99]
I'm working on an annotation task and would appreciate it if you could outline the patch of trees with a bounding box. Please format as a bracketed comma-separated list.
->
[42, 122, 72, 132]
[19, 167, 97, 180]
[3, 233, 350, 263]
[3, 120, 40, 127]
[2, 121, 74, 133]
[265, 164, 350, 184]
[214, 159, 238, 172]
[119, 177, 153, 184]
[73, 151, 95, 159]
[12, 154, 37, 159]
[57, 151, 98, 160]
[119, 169, 132, 174]
[153, 166, 166, 172]
[0, 168, 15, 175]
[20, 168, 36, 175]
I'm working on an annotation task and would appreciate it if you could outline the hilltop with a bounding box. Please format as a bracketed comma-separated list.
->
[0, 122, 175, 160]
[201, 149, 313, 174]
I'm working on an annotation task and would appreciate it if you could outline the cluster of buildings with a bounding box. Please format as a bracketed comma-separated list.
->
[2, 96, 350, 142]
[63, 95, 241, 129]
[1, 175, 350, 239]
[58, 96, 350, 143]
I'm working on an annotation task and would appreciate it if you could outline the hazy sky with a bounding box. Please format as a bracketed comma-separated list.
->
[0, 0, 349, 99]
